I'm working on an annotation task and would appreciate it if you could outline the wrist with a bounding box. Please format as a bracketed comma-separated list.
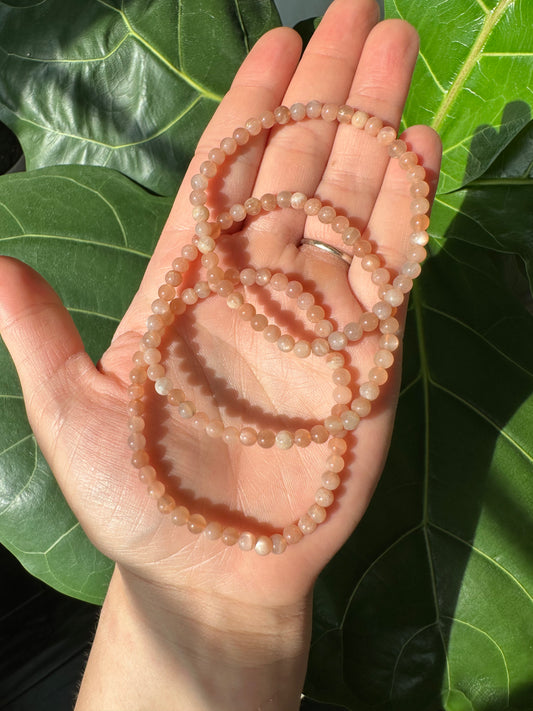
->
[76, 565, 311, 711]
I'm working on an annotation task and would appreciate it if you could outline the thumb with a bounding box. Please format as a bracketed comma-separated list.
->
[0, 256, 96, 460]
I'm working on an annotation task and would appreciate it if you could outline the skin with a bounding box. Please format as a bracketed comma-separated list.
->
[0, 0, 441, 709]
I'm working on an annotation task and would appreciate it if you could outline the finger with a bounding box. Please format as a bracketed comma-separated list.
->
[0, 256, 96, 459]
[116, 27, 303, 337]
[246, 0, 381, 257]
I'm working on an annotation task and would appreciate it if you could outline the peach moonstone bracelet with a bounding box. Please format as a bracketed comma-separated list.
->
[127, 100, 430, 556]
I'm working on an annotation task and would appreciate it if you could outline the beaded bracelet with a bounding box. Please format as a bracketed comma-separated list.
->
[127, 100, 430, 556]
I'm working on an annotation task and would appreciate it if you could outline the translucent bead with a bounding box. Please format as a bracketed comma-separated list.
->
[221, 527, 239, 546]
[308, 503, 327, 524]
[165, 270, 182, 287]
[294, 429, 312, 447]
[351, 110, 369, 129]
[263, 324, 281, 343]
[393, 275, 413, 293]
[411, 197, 430, 214]
[192, 205, 209, 222]
[188, 514, 207, 534]
[401, 262, 422, 279]
[167, 389, 185, 406]
[293, 340, 311, 358]
[274, 105, 290, 124]
[311, 337, 330, 356]
[411, 214, 430, 231]
[344, 321, 363, 341]
[315, 488, 334, 507]
[342, 226, 360, 245]
[256, 268, 272, 286]
[261, 193, 277, 211]
[410, 230, 429, 246]
[271, 272, 289, 291]
[178, 401, 196, 418]
[155, 377, 173, 396]
[369, 367, 388, 385]
[147, 363, 165, 381]
[371, 267, 391, 285]
[337, 104, 354, 123]
[297, 292, 315, 310]
[310, 425, 329, 443]
[233, 127, 250, 145]
[191, 173, 208, 190]
[407, 165, 426, 181]
[251, 314, 268, 331]
[379, 334, 399, 352]
[257, 430, 275, 448]
[286, 280, 303, 298]
[321, 103, 338, 121]
[201, 252, 218, 269]
[315, 320, 333, 338]
[353, 240, 372, 258]
[388, 139, 407, 158]
[222, 426, 239, 445]
[332, 215, 350, 233]
[158, 494, 176, 514]
[138, 465, 156, 484]
[146, 314, 165, 331]
[324, 416, 343, 435]
[244, 197, 261, 215]
[326, 454, 344, 472]
[298, 513, 317, 534]
[290, 192, 307, 209]
[259, 110, 275, 129]
[220, 136, 237, 154]
[238, 531, 256, 551]
[238, 303, 256, 321]
[277, 335, 295, 352]
[230, 203, 246, 222]
[383, 288, 404, 307]
[306, 100, 323, 118]
[399, 151, 418, 169]
[380, 316, 400, 334]
[283, 524, 303, 545]
[375, 348, 395, 368]
[148, 480, 165, 498]
[205, 521, 223, 540]
[333, 386, 352, 404]
[325, 352, 345, 369]
[329, 437, 348, 455]
[271, 534, 288, 555]
[194, 281, 211, 299]
[227, 292, 244, 309]
[128, 414, 145, 432]
[318, 206, 336, 224]
[240, 267, 256, 285]
[131, 450, 149, 468]
[304, 198, 322, 215]
[240, 427, 257, 446]
[407, 245, 427, 263]
[275, 430, 294, 450]
[307, 305, 326, 322]
[181, 288, 198, 305]
[377, 125, 397, 145]
[328, 331, 348, 350]
[359, 382, 380, 401]
[321, 471, 341, 490]
[128, 432, 146, 450]
[206, 420, 224, 438]
[197, 236, 216, 254]
[130, 366, 147, 384]
[290, 102, 306, 121]
[255, 535, 273, 556]
[217, 212, 233, 230]
[158, 284, 175, 302]
[191, 412, 208, 430]
[351, 397, 371, 417]
[208, 147, 225, 165]
[189, 189, 207, 206]
[332, 367, 351, 386]
[365, 116, 383, 136]
[171, 506, 190, 526]
[360, 312, 379, 332]
[410, 181, 430, 198]
[245, 117, 262, 135]
[373, 301, 393, 320]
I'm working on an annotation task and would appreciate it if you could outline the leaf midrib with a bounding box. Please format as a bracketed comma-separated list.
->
[431, 0, 514, 133]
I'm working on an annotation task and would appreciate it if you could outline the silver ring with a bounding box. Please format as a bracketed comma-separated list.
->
[299, 238, 352, 265]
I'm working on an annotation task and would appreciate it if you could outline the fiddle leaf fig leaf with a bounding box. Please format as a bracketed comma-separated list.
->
[0, 0, 281, 196]
[388, 0, 533, 192]
[0, 165, 172, 603]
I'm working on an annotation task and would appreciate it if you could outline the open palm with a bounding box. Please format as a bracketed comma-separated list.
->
[0, 0, 441, 611]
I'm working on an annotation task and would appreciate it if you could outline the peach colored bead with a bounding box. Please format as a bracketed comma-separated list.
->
[329, 437, 348, 454]
[326, 454, 344, 473]
[332, 215, 350, 233]
[324, 416, 343, 435]
[255, 535, 273, 556]
[380, 316, 400, 334]
[263, 324, 281, 343]
[233, 127, 250, 145]
[171, 506, 190, 526]
[342, 226, 361, 245]
[275, 430, 294, 450]
[298, 513, 317, 535]
[208, 147, 225, 165]
[274, 105, 290, 124]
[308, 503, 327, 524]
[277, 191, 292, 208]
[333, 386, 352, 404]
[188, 513, 207, 534]
[307, 304, 326, 322]
[256, 268, 272, 285]
[293, 340, 311, 358]
[310, 424, 329, 443]
[259, 110, 275, 128]
[325, 352, 345, 369]
[230, 203, 246, 221]
[244, 196, 261, 215]
[351, 110, 369, 128]
[131, 449, 149, 468]
[238, 303, 255, 321]
[284, 524, 303, 545]
[245, 117, 262, 135]
[271, 272, 289, 290]
[290, 192, 307, 209]
[315, 488, 334, 507]
[312, 337, 330, 356]
[257, 429, 275, 448]
[261, 193, 277, 211]
[369, 367, 388, 385]
[221, 527, 240, 545]
[360, 382, 380, 401]
[222, 427, 239, 445]
[321, 103, 338, 121]
[240, 427, 257, 446]
[191, 412, 208, 430]
[290, 102, 307, 121]
[318, 205, 336, 224]
[294, 428, 312, 447]
[388, 139, 407, 157]
[148, 480, 165, 498]
[379, 334, 399, 353]
[158, 494, 176, 514]
[322, 471, 341, 490]
[220, 136, 237, 154]
[277, 335, 295, 352]
[271, 534, 288, 555]
[138, 465, 156, 483]
[205, 521, 224, 540]
[365, 116, 383, 136]
[178, 401, 195, 418]
[351, 397, 371, 417]
[337, 104, 354, 123]
[377, 125, 397, 145]
[238, 531, 256, 550]
[251, 314, 268, 331]
[167, 388, 185, 406]
[206, 420, 224, 438]
[304, 198, 322, 215]
[306, 100, 322, 118]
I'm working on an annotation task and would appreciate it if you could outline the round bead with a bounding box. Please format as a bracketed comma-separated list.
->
[158, 494, 176, 514]
[329, 437, 348, 455]
[351, 397, 372, 417]
[283, 524, 303, 545]
[239, 427, 257, 446]
[206, 420, 224, 438]
[375, 348, 395, 368]
[293, 340, 311, 358]
[148, 481, 166, 498]
[238, 531, 256, 551]
[271, 534, 288, 555]
[311, 337, 330, 356]
[255, 535, 273, 556]
[294, 429, 312, 447]
[204, 521, 224, 540]
[138, 465, 156, 483]
[257, 429, 275, 448]
[277, 335, 295, 352]
[333, 385, 352, 404]
[188, 514, 207, 534]
[328, 331, 348, 351]
[315, 488, 334, 507]
[308, 503, 327, 524]
[221, 527, 239, 546]
[298, 514, 317, 535]
[326, 454, 344, 473]
[359, 382, 380, 401]
[321, 471, 341, 490]
[275, 430, 294, 450]
[171, 506, 190, 526]
[310, 425, 329, 443]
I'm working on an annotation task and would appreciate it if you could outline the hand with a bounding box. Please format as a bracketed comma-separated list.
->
[0, 0, 441, 708]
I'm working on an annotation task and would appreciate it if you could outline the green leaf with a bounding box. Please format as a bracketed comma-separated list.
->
[0, 165, 172, 602]
[307, 239, 533, 710]
[387, 0, 533, 192]
[0, 0, 280, 196]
